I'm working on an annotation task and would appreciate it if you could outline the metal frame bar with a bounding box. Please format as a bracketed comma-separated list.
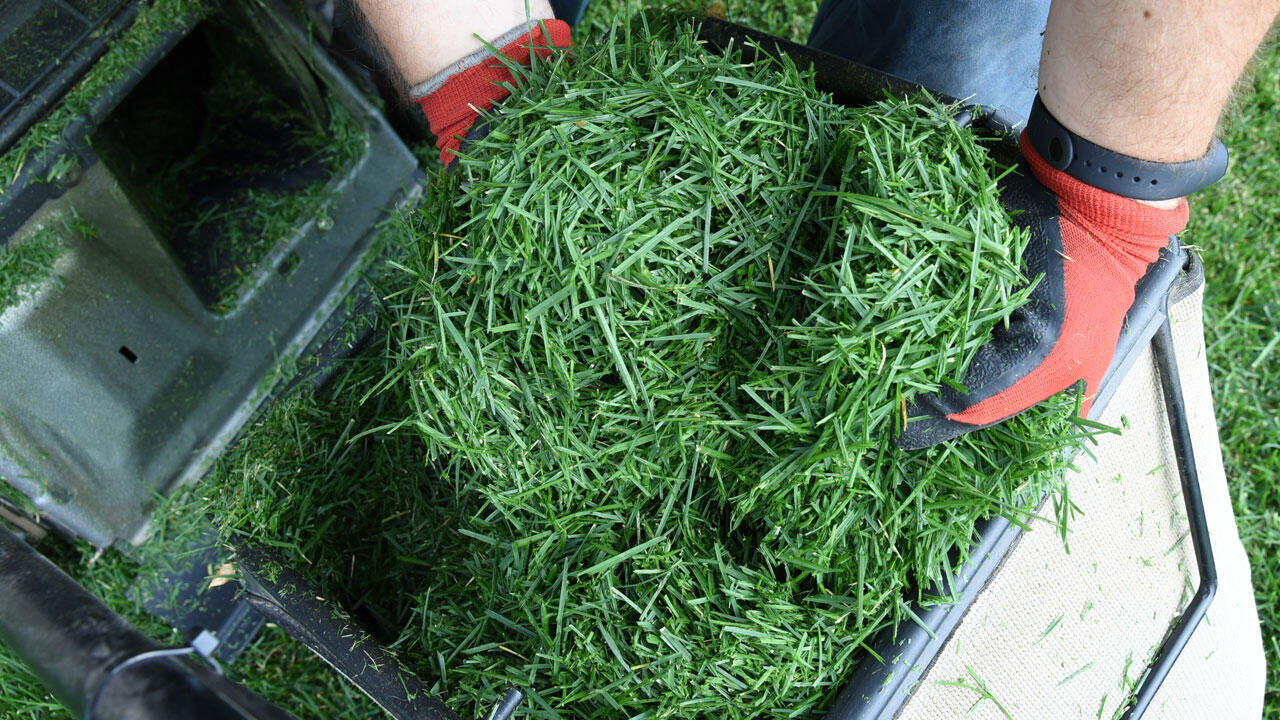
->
[1122, 317, 1218, 718]
[234, 541, 462, 720]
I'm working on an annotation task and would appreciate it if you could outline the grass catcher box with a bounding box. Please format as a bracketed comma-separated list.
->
[0, 0, 419, 547]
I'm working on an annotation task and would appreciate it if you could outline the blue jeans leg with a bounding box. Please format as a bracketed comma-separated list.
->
[807, 0, 1051, 131]
[550, 0, 590, 26]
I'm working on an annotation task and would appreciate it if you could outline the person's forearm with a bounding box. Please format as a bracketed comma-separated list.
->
[353, 0, 555, 87]
[1039, 0, 1280, 164]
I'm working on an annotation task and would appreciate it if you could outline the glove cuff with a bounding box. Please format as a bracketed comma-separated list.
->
[1020, 131, 1190, 241]
[410, 24, 534, 99]
[413, 19, 573, 165]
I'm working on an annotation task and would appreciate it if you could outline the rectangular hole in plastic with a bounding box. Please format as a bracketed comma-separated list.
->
[277, 251, 300, 278]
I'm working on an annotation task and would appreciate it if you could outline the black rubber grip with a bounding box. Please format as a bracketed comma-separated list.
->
[1026, 95, 1228, 201]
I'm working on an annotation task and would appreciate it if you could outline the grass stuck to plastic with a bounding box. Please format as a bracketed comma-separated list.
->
[0, 211, 82, 314]
[198, 14, 1089, 719]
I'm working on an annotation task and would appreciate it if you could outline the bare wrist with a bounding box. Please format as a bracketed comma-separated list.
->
[355, 0, 555, 87]
[1134, 197, 1184, 210]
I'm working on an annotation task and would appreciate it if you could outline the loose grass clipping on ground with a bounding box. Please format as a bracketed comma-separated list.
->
[244, 16, 1078, 717]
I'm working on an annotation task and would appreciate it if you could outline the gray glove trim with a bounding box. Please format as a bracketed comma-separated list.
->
[410, 23, 534, 98]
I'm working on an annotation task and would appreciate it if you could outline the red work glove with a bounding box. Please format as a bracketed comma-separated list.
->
[896, 131, 1190, 449]
[411, 19, 573, 166]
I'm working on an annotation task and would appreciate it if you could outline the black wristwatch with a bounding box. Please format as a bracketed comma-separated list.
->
[1025, 95, 1228, 201]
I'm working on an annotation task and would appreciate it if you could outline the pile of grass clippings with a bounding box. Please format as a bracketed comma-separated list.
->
[205, 15, 1087, 719]
[374, 15, 1083, 717]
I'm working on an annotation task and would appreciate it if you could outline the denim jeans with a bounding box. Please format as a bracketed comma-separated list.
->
[808, 0, 1051, 132]
[550, 0, 591, 26]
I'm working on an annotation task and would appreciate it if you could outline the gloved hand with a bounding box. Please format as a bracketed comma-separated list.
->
[896, 131, 1190, 450]
[411, 19, 573, 166]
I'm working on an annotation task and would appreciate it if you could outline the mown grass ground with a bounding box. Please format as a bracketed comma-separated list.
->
[1, 1, 1278, 718]
[1195, 29, 1280, 717]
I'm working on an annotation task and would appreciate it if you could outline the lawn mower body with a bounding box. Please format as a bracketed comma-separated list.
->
[0, 0, 426, 715]
[0, 0, 419, 548]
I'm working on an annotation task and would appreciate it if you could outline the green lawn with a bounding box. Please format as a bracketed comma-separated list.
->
[1196, 28, 1280, 717]
[1, 1, 1277, 718]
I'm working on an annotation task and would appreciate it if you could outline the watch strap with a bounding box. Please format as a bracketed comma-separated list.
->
[1025, 95, 1228, 201]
